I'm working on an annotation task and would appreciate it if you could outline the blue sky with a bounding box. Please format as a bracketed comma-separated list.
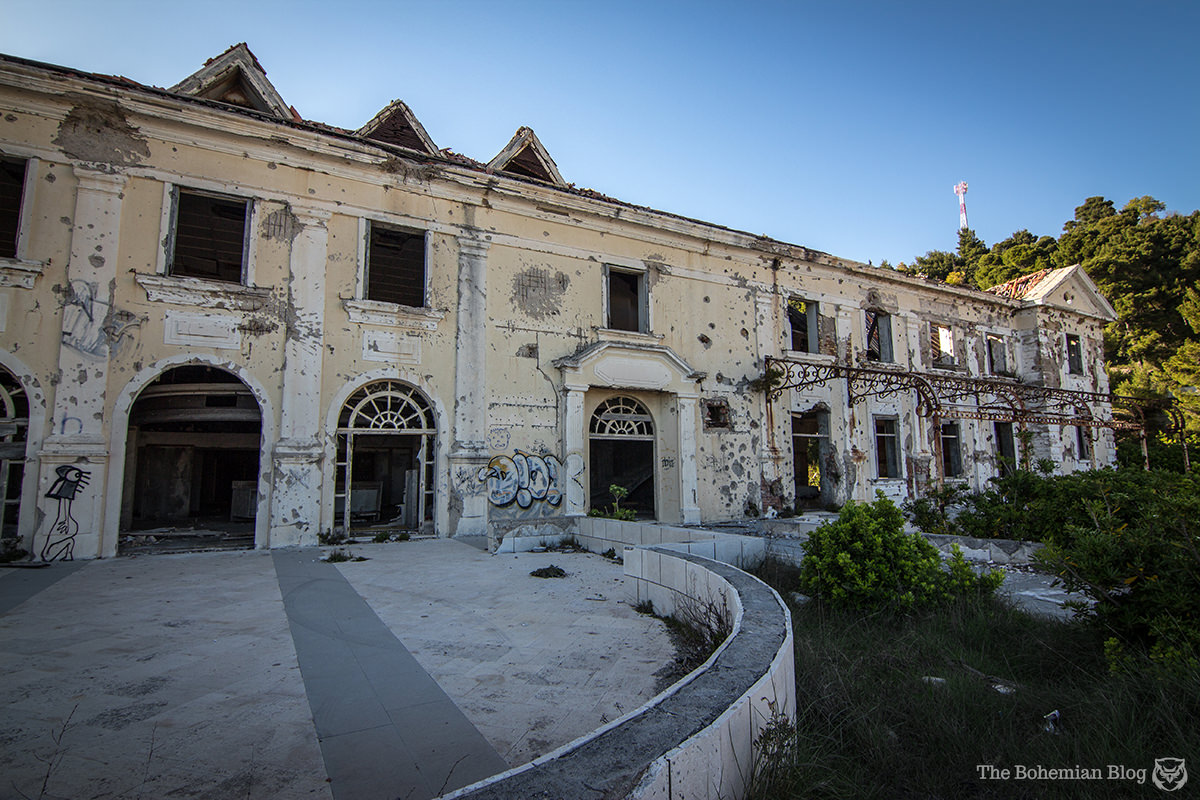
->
[3, 1, 1197, 266]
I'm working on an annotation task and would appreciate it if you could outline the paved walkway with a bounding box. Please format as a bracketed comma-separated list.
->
[0, 540, 672, 800]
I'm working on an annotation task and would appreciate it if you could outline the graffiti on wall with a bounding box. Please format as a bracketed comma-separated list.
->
[477, 450, 584, 512]
[59, 280, 141, 359]
[40, 465, 90, 562]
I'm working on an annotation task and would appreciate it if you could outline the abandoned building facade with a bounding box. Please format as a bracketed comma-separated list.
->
[0, 46, 1123, 559]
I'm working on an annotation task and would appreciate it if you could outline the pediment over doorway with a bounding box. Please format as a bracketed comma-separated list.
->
[553, 341, 705, 394]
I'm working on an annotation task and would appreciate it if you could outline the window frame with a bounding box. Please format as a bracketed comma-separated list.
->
[160, 185, 255, 285]
[865, 309, 894, 363]
[929, 322, 956, 368]
[1075, 425, 1092, 462]
[787, 296, 820, 354]
[940, 421, 963, 478]
[874, 416, 901, 479]
[361, 218, 429, 309]
[603, 264, 649, 333]
[986, 333, 1009, 375]
[1065, 333, 1084, 375]
[0, 155, 38, 264]
[994, 421, 1017, 476]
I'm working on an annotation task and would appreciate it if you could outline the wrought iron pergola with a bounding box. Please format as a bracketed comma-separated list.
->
[762, 356, 1156, 482]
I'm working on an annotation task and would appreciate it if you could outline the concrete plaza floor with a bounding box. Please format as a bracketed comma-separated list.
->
[0, 540, 673, 800]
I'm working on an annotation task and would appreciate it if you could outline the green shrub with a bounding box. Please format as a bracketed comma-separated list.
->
[800, 492, 1001, 611]
[1033, 471, 1200, 671]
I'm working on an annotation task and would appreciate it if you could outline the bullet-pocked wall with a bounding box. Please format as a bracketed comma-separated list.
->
[0, 47, 1120, 559]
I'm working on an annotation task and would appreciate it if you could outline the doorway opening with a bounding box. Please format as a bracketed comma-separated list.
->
[121, 365, 262, 554]
[0, 367, 28, 545]
[589, 396, 655, 518]
[792, 410, 831, 509]
[335, 380, 436, 535]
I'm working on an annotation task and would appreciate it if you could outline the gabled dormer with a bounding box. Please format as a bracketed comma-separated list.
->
[988, 265, 1117, 322]
[488, 127, 565, 186]
[170, 43, 295, 120]
[356, 100, 438, 155]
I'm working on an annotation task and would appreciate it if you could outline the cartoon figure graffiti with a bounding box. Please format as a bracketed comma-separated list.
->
[40, 465, 90, 562]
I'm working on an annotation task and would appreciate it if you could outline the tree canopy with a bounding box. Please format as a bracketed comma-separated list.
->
[898, 196, 1200, 435]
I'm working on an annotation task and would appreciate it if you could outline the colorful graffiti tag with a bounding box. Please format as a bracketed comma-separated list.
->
[477, 450, 584, 511]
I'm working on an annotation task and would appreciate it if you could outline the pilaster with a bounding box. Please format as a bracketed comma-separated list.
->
[270, 207, 329, 546]
[676, 394, 701, 524]
[449, 233, 490, 536]
[36, 168, 126, 559]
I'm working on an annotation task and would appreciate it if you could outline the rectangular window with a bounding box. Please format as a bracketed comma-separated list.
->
[170, 189, 249, 283]
[930, 323, 955, 367]
[1066, 334, 1084, 375]
[0, 157, 28, 260]
[1075, 425, 1091, 461]
[787, 297, 819, 354]
[986, 334, 1008, 375]
[874, 417, 901, 478]
[366, 222, 426, 307]
[994, 421, 1017, 476]
[941, 422, 963, 477]
[792, 411, 829, 505]
[865, 310, 893, 362]
[607, 266, 646, 332]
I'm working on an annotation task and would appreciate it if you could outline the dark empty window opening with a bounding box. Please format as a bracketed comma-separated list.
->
[930, 323, 955, 366]
[994, 421, 1017, 476]
[171, 190, 248, 283]
[607, 268, 644, 332]
[987, 334, 1009, 375]
[367, 223, 426, 307]
[1066, 334, 1084, 375]
[788, 297, 818, 353]
[874, 417, 901, 478]
[941, 422, 963, 478]
[0, 157, 28, 260]
[1075, 425, 1091, 461]
[703, 399, 731, 430]
[865, 310, 893, 362]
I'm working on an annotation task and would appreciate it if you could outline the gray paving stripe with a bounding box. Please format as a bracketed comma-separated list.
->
[0, 561, 86, 615]
[273, 550, 508, 800]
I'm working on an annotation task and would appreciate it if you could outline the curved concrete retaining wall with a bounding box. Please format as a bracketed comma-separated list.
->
[442, 543, 794, 800]
[498, 516, 769, 568]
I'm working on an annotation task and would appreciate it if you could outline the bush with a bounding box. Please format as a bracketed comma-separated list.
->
[1033, 471, 1200, 671]
[800, 493, 1002, 611]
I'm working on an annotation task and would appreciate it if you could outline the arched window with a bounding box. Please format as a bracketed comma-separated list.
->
[335, 380, 436, 532]
[589, 396, 655, 439]
[339, 380, 436, 432]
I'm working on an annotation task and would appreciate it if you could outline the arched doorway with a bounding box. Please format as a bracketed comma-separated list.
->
[0, 367, 28, 545]
[589, 396, 656, 518]
[121, 365, 262, 553]
[335, 380, 436, 534]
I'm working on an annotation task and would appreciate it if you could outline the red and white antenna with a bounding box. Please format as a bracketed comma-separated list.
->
[954, 181, 969, 229]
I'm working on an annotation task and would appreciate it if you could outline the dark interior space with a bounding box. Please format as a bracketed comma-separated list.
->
[122, 366, 261, 553]
[589, 439, 655, 518]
